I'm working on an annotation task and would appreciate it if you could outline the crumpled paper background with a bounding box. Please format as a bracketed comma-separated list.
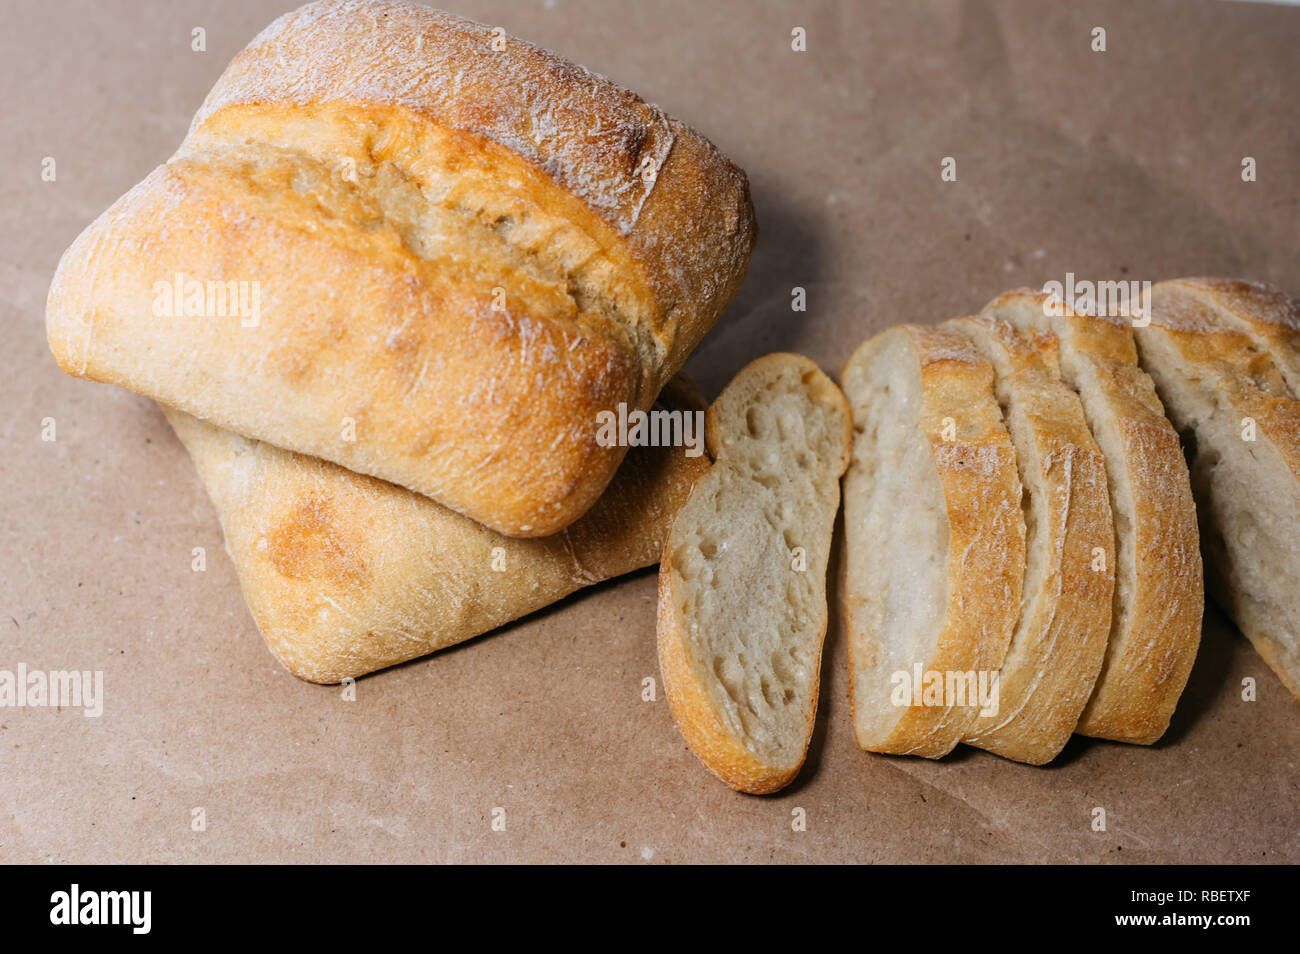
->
[2, 0, 1297, 863]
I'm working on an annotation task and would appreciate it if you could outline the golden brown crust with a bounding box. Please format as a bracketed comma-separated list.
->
[47, 0, 755, 537]
[167, 377, 709, 684]
[842, 326, 1025, 759]
[656, 566, 798, 795]
[944, 316, 1114, 765]
[1161, 278, 1300, 392]
[657, 354, 851, 794]
[987, 289, 1203, 744]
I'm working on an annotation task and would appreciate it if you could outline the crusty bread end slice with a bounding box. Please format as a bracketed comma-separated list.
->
[657, 353, 851, 794]
[1138, 280, 1300, 701]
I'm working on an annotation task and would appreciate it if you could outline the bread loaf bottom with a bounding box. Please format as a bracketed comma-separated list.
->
[168, 378, 709, 683]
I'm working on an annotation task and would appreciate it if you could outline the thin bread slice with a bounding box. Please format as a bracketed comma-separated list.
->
[841, 325, 1025, 759]
[1136, 280, 1300, 700]
[943, 316, 1114, 764]
[167, 377, 709, 684]
[986, 289, 1202, 744]
[657, 354, 851, 794]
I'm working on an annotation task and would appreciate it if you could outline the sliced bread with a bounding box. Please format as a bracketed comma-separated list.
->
[987, 289, 1202, 744]
[841, 325, 1025, 758]
[657, 354, 851, 793]
[1136, 280, 1300, 700]
[943, 315, 1115, 764]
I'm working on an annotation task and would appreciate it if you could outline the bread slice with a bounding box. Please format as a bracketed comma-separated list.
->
[987, 289, 1202, 744]
[942, 316, 1114, 764]
[657, 354, 850, 793]
[1136, 280, 1300, 700]
[167, 378, 710, 684]
[841, 326, 1025, 758]
[47, 0, 756, 538]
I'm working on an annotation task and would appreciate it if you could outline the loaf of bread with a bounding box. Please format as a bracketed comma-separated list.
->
[657, 355, 850, 793]
[942, 315, 1114, 765]
[168, 376, 709, 683]
[842, 326, 1024, 758]
[47, 0, 756, 538]
[1137, 279, 1300, 700]
[987, 290, 1202, 744]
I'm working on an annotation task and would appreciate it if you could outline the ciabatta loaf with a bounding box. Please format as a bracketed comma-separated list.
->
[47, 0, 756, 538]
[168, 379, 709, 683]
[987, 290, 1202, 744]
[841, 326, 1024, 759]
[1137, 280, 1300, 700]
[943, 316, 1114, 765]
[657, 355, 850, 793]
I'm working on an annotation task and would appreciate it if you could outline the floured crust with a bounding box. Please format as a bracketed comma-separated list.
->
[657, 354, 851, 794]
[47, 0, 756, 537]
[944, 315, 1114, 765]
[842, 325, 1025, 758]
[988, 289, 1202, 744]
[1155, 278, 1300, 391]
[168, 377, 710, 683]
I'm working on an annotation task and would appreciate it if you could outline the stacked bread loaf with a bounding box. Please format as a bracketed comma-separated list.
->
[45, 0, 757, 680]
[45, 1, 1298, 796]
